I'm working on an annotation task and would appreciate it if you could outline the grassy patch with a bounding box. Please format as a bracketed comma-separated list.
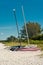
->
[2, 40, 43, 50]
[3, 42, 27, 46]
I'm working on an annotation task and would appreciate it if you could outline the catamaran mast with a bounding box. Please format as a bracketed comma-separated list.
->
[21, 5, 29, 44]
[13, 9, 21, 46]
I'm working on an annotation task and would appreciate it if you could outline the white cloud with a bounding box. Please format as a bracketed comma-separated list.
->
[1, 33, 4, 35]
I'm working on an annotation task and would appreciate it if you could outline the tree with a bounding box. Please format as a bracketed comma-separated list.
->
[21, 22, 41, 39]
[7, 36, 17, 42]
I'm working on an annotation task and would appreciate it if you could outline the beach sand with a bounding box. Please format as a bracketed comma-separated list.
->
[0, 43, 43, 65]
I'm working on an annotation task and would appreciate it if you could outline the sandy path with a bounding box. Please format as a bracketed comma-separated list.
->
[0, 43, 43, 65]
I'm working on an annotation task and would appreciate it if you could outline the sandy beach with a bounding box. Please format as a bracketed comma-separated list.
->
[0, 43, 43, 65]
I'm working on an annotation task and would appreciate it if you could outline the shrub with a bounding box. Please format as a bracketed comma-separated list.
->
[31, 34, 43, 40]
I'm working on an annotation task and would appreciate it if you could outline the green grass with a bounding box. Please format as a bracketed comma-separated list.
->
[2, 40, 43, 50]
[3, 42, 27, 46]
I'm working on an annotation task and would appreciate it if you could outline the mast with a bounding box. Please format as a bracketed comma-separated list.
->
[13, 9, 21, 46]
[21, 6, 29, 44]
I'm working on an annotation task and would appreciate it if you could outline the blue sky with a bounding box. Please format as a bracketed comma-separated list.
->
[0, 0, 43, 40]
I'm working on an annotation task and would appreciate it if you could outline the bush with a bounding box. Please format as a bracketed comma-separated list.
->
[31, 34, 43, 40]
[30, 40, 43, 50]
[30, 40, 43, 44]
